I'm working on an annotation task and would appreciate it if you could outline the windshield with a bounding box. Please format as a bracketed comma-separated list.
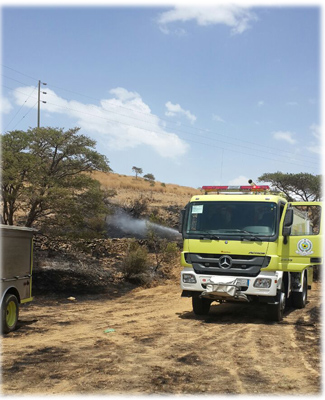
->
[186, 201, 277, 237]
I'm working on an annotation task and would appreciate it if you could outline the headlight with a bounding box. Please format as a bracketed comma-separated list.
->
[182, 274, 197, 283]
[253, 278, 272, 288]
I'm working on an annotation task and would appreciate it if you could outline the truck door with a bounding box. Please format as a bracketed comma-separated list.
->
[279, 202, 322, 272]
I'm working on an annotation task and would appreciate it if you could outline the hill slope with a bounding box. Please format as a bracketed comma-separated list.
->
[90, 171, 201, 233]
[91, 171, 200, 208]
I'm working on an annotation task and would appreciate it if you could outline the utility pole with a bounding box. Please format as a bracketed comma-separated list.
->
[37, 80, 47, 128]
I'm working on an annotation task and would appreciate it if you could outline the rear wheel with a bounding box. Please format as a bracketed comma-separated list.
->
[291, 274, 307, 309]
[267, 281, 286, 322]
[1, 293, 19, 333]
[192, 296, 211, 315]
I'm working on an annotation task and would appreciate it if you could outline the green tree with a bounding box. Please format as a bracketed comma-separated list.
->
[143, 173, 155, 183]
[1, 127, 111, 235]
[132, 166, 143, 179]
[258, 172, 322, 201]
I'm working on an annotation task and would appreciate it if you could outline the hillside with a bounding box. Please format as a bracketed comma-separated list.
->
[29, 172, 200, 296]
[90, 171, 201, 234]
[90, 171, 200, 207]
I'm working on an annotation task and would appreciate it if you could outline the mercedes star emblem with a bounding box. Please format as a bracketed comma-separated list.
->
[219, 255, 233, 269]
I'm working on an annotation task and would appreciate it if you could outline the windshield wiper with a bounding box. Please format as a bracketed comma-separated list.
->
[197, 232, 220, 240]
[225, 229, 263, 241]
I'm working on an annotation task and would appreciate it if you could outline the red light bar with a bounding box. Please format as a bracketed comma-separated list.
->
[202, 185, 270, 192]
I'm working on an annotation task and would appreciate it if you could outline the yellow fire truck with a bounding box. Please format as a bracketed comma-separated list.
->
[179, 182, 322, 321]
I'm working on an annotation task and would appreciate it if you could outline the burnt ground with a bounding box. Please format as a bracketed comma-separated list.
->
[1, 282, 321, 395]
[0, 236, 322, 396]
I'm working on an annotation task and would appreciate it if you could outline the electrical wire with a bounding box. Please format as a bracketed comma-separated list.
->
[3, 85, 318, 168]
[3, 85, 37, 131]
[10, 101, 38, 130]
[5, 86, 317, 165]
[41, 99, 321, 171]
[2, 64, 319, 162]
[1, 64, 39, 82]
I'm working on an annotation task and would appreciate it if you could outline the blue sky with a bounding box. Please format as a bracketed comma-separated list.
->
[1, 3, 322, 189]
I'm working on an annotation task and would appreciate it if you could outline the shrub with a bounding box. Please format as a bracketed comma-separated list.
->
[122, 241, 149, 278]
[122, 196, 149, 219]
[163, 242, 179, 262]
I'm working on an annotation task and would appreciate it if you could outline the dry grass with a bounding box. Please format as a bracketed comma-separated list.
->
[90, 171, 201, 208]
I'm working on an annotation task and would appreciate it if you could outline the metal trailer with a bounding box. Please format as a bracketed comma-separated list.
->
[1, 224, 36, 333]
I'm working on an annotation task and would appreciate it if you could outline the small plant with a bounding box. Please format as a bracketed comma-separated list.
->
[122, 241, 149, 279]
[146, 225, 179, 272]
[163, 242, 179, 262]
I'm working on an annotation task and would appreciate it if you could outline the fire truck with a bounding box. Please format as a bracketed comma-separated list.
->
[179, 181, 322, 321]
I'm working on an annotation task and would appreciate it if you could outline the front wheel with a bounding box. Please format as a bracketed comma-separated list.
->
[1, 293, 19, 333]
[267, 281, 286, 322]
[291, 274, 307, 309]
[192, 296, 211, 315]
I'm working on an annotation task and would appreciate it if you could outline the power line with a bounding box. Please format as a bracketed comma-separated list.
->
[10, 101, 38, 130]
[1, 65, 320, 163]
[2, 83, 320, 170]
[5, 81, 319, 166]
[40, 81, 320, 162]
[1, 74, 36, 87]
[41, 99, 319, 171]
[4, 85, 37, 131]
[1, 64, 38, 83]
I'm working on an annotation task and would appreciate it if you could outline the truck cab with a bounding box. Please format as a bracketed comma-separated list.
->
[179, 184, 322, 321]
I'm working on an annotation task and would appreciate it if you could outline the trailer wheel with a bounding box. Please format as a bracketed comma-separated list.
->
[192, 297, 211, 315]
[267, 281, 286, 322]
[1, 293, 19, 333]
[291, 274, 307, 309]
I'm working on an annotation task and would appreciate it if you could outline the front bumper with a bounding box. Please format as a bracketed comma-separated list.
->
[181, 269, 280, 300]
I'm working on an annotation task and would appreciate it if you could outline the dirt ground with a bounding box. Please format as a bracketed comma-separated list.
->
[1, 280, 322, 396]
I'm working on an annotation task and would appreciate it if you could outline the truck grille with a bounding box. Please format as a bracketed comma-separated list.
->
[188, 253, 269, 277]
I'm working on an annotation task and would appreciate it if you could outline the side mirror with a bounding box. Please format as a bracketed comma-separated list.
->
[283, 208, 293, 243]
[179, 209, 185, 233]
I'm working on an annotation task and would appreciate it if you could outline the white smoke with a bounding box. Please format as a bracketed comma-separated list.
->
[106, 209, 181, 239]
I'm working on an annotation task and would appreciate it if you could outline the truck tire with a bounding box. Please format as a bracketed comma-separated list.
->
[1, 293, 19, 334]
[267, 281, 286, 322]
[291, 274, 307, 309]
[192, 296, 211, 315]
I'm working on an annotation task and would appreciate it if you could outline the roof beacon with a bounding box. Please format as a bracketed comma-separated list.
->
[202, 185, 270, 194]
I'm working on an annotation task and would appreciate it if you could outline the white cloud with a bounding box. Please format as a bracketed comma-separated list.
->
[310, 123, 320, 140]
[257, 100, 264, 107]
[272, 131, 296, 144]
[228, 175, 250, 185]
[12, 86, 189, 159]
[1, 96, 13, 114]
[157, 5, 257, 35]
[306, 146, 322, 155]
[212, 114, 225, 122]
[306, 124, 322, 154]
[165, 101, 197, 124]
